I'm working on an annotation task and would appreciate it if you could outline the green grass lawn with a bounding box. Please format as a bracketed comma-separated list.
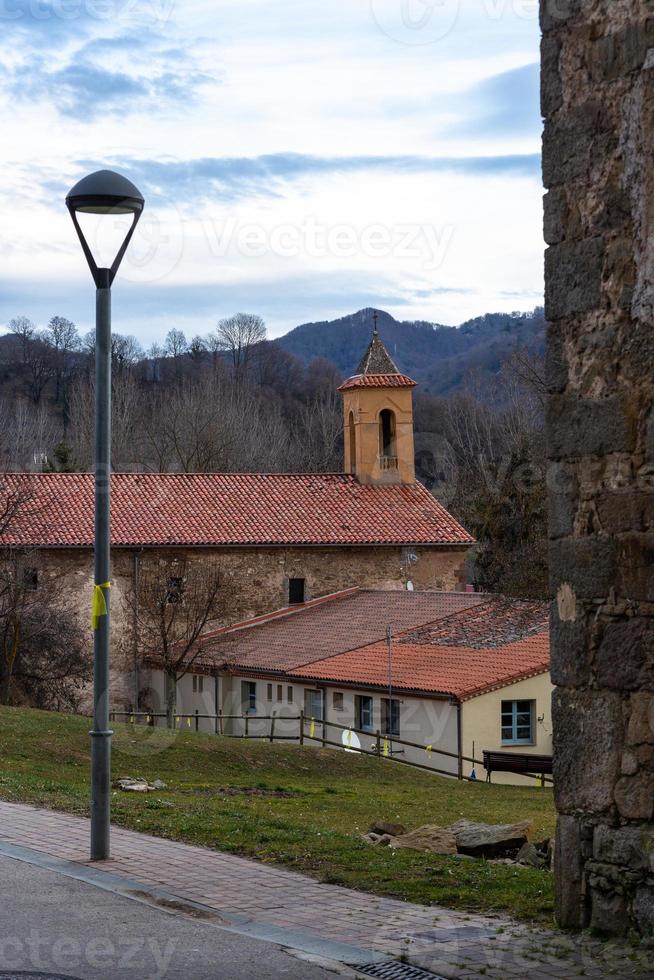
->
[0, 705, 556, 923]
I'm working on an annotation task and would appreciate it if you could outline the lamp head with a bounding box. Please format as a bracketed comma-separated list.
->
[66, 169, 144, 287]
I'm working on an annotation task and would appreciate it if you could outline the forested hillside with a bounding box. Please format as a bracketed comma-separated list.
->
[277, 307, 545, 395]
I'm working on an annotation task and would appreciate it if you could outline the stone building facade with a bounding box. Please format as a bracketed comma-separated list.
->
[542, 0, 654, 935]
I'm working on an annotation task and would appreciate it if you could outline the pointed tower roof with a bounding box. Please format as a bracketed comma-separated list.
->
[338, 311, 416, 391]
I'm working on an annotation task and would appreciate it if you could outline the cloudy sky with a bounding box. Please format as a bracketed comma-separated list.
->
[0, 0, 543, 343]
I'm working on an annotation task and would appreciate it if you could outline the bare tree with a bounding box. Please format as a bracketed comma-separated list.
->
[44, 315, 80, 404]
[24, 333, 55, 405]
[0, 483, 90, 707]
[8, 316, 35, 363]
[212, 313, 266, 381]
[128, 557, 228, 725]
[0, 399, 57, 470]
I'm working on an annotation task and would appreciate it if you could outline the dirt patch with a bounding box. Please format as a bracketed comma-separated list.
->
[191, 786, 303, 799]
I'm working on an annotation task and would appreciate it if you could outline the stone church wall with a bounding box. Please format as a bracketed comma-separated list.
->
[542, 0, 654, 935]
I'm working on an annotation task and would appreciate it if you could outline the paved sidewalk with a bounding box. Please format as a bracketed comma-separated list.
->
[0, 801, 652, 979]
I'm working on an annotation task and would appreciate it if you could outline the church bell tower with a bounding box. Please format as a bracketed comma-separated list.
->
[338, 314, 416, 486]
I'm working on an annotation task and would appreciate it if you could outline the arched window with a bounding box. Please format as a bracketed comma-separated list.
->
[379, 409, 397, 468]
[348, 411, 356, 473]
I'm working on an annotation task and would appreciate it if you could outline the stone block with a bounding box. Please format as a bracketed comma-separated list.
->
[590, 21, 654, 81]
[543, 106, 615, 188]
[549, 606, 591, 687]
[633, 886, 654, 935]
[616, 536, 654, 605]
[593, 824, 654, 870]
[545, 321, 568, 393]
[547, 394, 630, 459]
[596, 490, 654, 534]
[595, 618, 654, 691]
[614, 771, 654, 821]
[540, 0, 581, 33]
[549, 535, 616, 600]
[627, 693, 654, 746]
[555, 815, 588, 929]
[553, 689, 622, 814]
[543, 187, 566, 246]
[541, 35, 563, 117]
[590, 888, 630, 936]
[544, 237, 605, 318]
[547, 461, 577, 537]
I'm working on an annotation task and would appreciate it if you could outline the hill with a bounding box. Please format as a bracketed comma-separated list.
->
[0, 705, 555, 921]
[276, 307, 546, 394]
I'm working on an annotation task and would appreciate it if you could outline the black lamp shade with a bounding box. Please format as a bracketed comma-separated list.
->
[66, 169, 145, 287]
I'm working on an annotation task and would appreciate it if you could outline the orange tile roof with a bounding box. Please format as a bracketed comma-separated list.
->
[338, 373, 417, 391]
[197, 592, 550, 700]
[193, 588, 486, 672]
[0, 472, 474, 548]
[292, 631, 550, 701]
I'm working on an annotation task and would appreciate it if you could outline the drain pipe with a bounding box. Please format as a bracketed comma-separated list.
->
[132, 551, 140, 710]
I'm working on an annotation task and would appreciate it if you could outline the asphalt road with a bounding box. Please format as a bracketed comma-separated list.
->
[0, 855, 342, 980]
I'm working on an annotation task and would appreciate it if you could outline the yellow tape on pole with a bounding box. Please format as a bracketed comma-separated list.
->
[310, 718, 315, 739]
[426, 744, 433, 754]
[383, 738, 390, 757]
[90, 582, 111, 630]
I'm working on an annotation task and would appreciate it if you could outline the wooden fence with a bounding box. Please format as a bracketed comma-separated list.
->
[109, 709, 553, 785]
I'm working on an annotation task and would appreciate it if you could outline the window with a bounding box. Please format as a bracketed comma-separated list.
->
[23, 568, 38, 592]
[333, 691, 344, 711]
[348, 411, 356, 473]
[277, 684, 283, 702]
[304, 689, 324, 721]
[266, 683, 273, 701]
[379, 408, 397, 465]
[381, 698, 400, 737]
[287, 686, 293, 704]
[242, 681, 257, 714]
[501, 700, 535, 745]
[356, 695, 374, 733]
[192, 675, 204, 694]
[288, 578, 306, 604]
[166, 576, 184, 604]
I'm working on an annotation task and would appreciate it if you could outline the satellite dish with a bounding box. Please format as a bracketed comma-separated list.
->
[341, 729, 361, 753]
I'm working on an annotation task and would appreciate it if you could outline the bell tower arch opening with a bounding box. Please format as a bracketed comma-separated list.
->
[348, 411, 356, 474]
[378, 408, 397, 469]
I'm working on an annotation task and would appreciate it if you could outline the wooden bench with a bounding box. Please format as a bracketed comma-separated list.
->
[483, 750, 553, 785]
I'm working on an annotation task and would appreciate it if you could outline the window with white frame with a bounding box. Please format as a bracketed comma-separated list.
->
[277, 684, 283, 701]
[266, 683, 273, 701]
[304, 688, 324, 721]
[501, 700, 535, 745]
[242, 681, 257, 714]
[356, 695, 374, 733]
[287, 686, 293, 704]
[192, 675, 204, 694]
[332, 691, 344, 711]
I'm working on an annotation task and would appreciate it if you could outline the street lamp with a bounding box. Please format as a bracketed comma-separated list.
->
[66, 170, 144, 861]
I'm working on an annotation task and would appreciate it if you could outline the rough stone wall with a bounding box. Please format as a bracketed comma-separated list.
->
[42, 544, 467, 712]
[542, 0, 654, 935]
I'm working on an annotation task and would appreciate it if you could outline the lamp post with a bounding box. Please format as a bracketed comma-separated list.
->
[66, 170, 144, 861]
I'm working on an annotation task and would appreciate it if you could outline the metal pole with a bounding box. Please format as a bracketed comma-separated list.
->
[90, 279, 112, 861]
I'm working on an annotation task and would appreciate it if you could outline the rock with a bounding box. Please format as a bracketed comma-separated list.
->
[516, 842, 546, 868]
[115, 777, 152, 792]
[152, 779, 168, 790]
[369, 820, 406, 837]
[388, 825, 457, 855]
[448, 819, 533, 858]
